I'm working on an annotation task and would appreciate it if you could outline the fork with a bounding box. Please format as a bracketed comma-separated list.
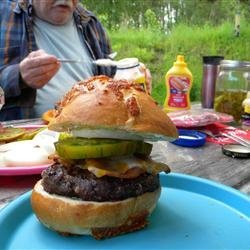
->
[58, 52, 118, 64]
[220, 132, 250, 148]
[201, 129, 250, 148]
[58, 59, 82, 63]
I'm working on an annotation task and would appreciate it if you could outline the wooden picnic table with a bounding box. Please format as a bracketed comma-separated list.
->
[0, 139, 249, 210]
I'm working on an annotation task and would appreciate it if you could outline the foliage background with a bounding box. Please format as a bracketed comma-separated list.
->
[81, 0, 250, 105]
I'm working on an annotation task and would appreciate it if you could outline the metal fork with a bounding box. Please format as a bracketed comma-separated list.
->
[201, 129, 250, 148]
[58, 52, 118, 64]
[220, 132, 250, 148]
[58, 59, 83, 63]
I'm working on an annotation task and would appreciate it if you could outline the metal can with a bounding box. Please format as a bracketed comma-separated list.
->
[201, 56, 224, 109]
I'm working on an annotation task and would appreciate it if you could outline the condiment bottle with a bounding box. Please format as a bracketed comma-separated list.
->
[241, 91, 250, 129]
[201, 56, 224, 108]
[113, 58, 147, 93]
[163, 55, 193, 112]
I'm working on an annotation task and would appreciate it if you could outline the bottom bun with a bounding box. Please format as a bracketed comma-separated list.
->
[31, 180, 161, 239]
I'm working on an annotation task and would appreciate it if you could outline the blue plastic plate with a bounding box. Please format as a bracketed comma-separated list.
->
[0, 173, 249, 249]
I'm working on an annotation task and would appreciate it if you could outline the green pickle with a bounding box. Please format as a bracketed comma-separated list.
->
[135, 141, 153, 156]
[214, 90, 246, 122]
[55, 137, 152, 159]
[17, 127, 45, 140]
[58, 132, 73, 140]
[0, 127, 25, 142]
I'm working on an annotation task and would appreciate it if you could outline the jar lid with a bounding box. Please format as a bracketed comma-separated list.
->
[220, 60, 250, 69]
[116, 58, 139, 69]
[203, 56, 224, 65]
[222, 144, 250, 158]
[171, 129, 206, 147]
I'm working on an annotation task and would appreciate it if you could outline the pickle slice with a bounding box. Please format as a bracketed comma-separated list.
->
[55, 138, 153, 159]
[135, 141, 153, 156]
[58, 132, 73, 141]
[55, 138, 138, 159]
[0, 127, 25, 142]
[17, 127, 45, 140]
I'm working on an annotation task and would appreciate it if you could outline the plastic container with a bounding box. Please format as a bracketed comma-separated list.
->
[163, 55, 193, 113]
[214, 60, 250, 122]
[113, 58, 147, 92]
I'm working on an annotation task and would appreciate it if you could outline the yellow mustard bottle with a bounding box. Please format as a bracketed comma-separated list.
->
[163, 55, 193, 112]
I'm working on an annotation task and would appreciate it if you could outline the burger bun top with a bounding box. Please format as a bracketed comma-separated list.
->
[49, 76, 178, 141]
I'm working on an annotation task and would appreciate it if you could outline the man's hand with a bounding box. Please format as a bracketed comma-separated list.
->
[19, 50, 60, 89]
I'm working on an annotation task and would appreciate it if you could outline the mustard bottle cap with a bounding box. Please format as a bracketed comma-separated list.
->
[174, 55, 187, 67]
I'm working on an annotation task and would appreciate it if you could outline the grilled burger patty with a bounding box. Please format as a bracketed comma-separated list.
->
[41, 164, 160, 202]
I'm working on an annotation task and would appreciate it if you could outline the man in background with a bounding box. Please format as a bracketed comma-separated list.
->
[0, 0, 115, 120]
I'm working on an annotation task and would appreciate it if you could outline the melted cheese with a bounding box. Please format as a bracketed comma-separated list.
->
[79, 156, 170, 178]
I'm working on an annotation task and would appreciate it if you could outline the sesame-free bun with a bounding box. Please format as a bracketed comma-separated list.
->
[49, 76, 178, 141]
[31, 180, 161, 239]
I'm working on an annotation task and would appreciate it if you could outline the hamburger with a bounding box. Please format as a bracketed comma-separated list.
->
[31, 75, 178, 239]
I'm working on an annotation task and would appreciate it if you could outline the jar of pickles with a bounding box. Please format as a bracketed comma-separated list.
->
[214, 60, 250, 122]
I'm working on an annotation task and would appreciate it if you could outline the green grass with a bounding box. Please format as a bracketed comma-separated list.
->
[109, 20, 250, 105]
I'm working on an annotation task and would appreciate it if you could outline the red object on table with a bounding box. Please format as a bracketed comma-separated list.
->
[204, 122, 250, 145]
[168, 109, 233, 128]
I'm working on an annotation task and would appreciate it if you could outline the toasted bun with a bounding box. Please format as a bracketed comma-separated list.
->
[31, 180, 161, 239]
[49, 76, 178, 141]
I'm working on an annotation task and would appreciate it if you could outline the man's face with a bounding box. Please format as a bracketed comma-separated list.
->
[33, 0, 78, 25]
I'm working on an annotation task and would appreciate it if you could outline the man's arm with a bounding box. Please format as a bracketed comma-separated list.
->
[0, 1, 25, 99]
[0, 63, 22, 98]
[75, 6, 115, 77]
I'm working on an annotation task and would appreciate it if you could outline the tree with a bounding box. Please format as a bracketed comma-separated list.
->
[81, 0, 250, 31]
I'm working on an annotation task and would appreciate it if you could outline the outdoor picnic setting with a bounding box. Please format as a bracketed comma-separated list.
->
[0, 0, 249, 249]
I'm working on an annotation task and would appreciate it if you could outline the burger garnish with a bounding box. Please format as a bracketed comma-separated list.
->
[31, 75, 178, 240]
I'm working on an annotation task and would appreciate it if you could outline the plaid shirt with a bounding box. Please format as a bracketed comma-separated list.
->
[0, 0, 114, 120]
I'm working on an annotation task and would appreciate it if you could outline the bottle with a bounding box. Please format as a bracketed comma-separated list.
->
[241, 91, 250, 129]
[214, 60, 249, 122]
[201, 56, 224, 108]
[113, 58, 147, 93]
[163, 55, 193, 112]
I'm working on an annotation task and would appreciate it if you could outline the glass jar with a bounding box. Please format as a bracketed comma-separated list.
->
[241, 91, 250, 129]
[214, 60, 250, 122]
[114, 58, 147, 93]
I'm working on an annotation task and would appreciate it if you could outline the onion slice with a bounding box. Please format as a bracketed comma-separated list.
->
[71, 128, 175, 142]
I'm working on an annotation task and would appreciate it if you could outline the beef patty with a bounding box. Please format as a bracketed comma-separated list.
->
[42, 163, 160, 202]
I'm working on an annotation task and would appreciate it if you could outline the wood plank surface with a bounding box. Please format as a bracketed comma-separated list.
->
[0, 141, 249, 210]
[152, 141, 250, 194]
